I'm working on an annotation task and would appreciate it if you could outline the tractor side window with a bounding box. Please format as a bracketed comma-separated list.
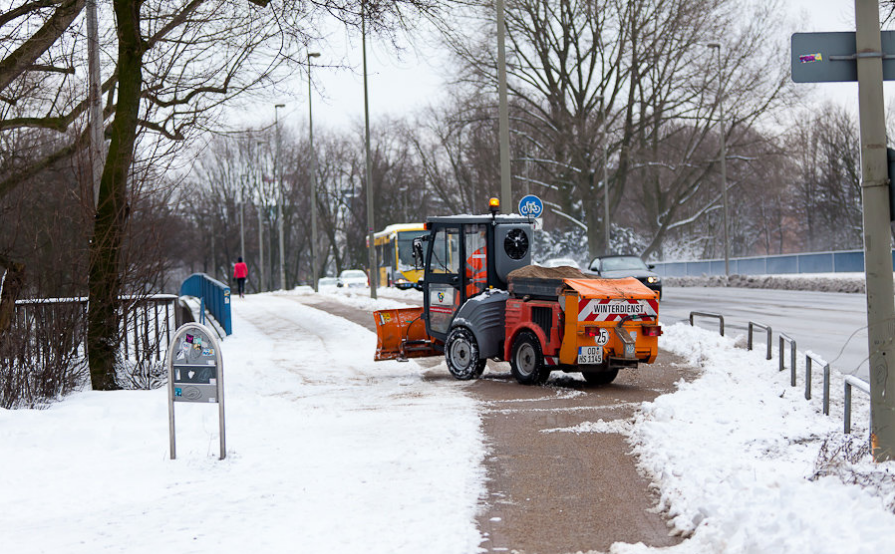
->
[464, 224, 488, 298]
[431, 227, 460, 275]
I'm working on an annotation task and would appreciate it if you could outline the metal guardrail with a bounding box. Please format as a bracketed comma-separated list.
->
[779, 333, 797, 386]
[747, 321, 772, 360]
[804, 352, 831, 415]
[687, 311, 871, 433]
[180, 273, 232, 335]
[844, 376, 871, 434]
[689, 311, 725, 336]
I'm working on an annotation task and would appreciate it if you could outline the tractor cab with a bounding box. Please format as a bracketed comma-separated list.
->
[416, 214, 533, 342]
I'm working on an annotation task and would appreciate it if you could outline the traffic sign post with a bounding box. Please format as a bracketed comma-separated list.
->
[518, 194, 544, 218]
[167, 322, 226, 460]
[793, 1, 895, 462]
[791, 31, 895, 83]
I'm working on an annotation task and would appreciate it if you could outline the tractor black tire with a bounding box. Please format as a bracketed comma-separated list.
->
[510, 331, 550, 385]
[445, 327, 486, 380]
[582, 369, 619, 386]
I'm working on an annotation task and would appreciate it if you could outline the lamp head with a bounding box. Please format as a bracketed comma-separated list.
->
[706, 42, 721, 50]
[275, 103, 285, 108]
[489, 197, 500, 216]
[309, 52, 321, 59]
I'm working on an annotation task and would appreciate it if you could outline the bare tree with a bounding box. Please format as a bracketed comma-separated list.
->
[433, 0, 791, 259]
[784, 104, 862, 252]
[2, 0, 446, 389]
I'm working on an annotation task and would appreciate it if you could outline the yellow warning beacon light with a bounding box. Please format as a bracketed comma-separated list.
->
[489, 196, 500, 215]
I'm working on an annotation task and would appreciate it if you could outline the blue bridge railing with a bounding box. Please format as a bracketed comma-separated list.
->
[651, 249, 883, 277]
[180, 273, 232, 335]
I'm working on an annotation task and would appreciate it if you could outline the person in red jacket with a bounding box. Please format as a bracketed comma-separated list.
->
[233, 257, 248, 298]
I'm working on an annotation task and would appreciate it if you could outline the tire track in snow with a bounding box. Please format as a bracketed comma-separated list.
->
[234, 295, 375, 385]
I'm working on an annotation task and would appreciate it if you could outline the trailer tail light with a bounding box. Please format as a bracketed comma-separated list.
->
[642, 325, 662, 337]
[584, 326, 599, 337]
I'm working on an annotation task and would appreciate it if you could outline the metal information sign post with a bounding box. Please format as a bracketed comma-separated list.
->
[792, 0, 895, 461]
[166, 322, 226, 460]
[791, 31, 895, 83]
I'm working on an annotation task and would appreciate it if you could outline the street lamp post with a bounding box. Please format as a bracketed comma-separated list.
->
[496, 0, 511, 212]
[86, 0, 103, 208]
[274, 103, 286, 290]
[596, 95, 610, 256]
[239, 178, 245, 261]
[257, 194, 265, 293]
[308, 52, 321, 292]
[362, 4, 377, 299]
[707, 42, 730, 276]
[255, 141, 265, 293]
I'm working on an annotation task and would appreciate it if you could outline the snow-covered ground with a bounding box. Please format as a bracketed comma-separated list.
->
[2, 287, 895, 553]
[0, 290, 484, 553]
[665, 272, 868, 294]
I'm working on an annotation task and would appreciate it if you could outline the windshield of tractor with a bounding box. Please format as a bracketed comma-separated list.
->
[430, 227, 460, 274]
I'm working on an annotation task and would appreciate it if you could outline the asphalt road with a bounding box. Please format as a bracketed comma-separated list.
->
[659, 286, 871, 379]
[292, 293, 692, 553]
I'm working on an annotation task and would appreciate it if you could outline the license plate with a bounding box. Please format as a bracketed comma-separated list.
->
[578, 346, 603, 364]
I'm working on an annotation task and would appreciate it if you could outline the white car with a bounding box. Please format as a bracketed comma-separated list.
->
[318, 277, 339, 290]
[542, 257, 581, 269]
[338, 269, 368, 288]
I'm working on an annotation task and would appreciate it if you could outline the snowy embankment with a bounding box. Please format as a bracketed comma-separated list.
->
[613, 324, 895, 554]
[665, 272, 867, 294]
[0, 291, 484, 553]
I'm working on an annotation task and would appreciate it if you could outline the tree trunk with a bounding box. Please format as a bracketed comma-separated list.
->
[0, 257, 26, 336]
[86, 0, 144, 391]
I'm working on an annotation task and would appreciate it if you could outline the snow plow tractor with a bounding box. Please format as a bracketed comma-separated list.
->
[373, 205, 662, 385]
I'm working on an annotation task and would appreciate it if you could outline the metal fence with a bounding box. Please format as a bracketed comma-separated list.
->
[180, 273, 232, 335]
[654, 249, 876, 277]
[11, 295, 179, 362]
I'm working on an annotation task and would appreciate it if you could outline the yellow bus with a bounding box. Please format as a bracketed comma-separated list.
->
[371, 223, 428, 289]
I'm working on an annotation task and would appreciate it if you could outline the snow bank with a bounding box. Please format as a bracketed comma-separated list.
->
[665, 273, 867, 294]
[612, 323, 895, 554]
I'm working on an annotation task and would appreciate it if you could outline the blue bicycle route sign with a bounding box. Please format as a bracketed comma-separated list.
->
[518, 195, 544, 218]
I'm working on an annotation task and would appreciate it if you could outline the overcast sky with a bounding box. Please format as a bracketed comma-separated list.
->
[256, 1, 885, 134]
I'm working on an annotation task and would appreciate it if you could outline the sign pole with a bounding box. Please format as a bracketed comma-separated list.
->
[496, 0, 512, 213]
[167, 323, 226, 461]
[855, 0, 895, 462]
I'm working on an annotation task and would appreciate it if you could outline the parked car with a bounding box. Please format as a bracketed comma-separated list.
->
[338, 269, 369, 288]
[542, 257, 581, 269]
[587, 255, 662, 297]
[318, 276, 339, 290]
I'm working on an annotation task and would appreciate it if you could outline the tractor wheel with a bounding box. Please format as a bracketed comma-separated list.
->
[510, 331, 550, 385]
[582, 369, 619, 386]
[445, 327, 486, 380]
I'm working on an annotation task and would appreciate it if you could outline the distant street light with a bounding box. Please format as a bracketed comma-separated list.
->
[308, 52, 321, 292]
[362, 3, 377, 299]
[707, 42, 730, 276]
[274, 103, 286, 290]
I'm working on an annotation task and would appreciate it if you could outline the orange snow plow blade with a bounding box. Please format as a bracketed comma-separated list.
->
[373, 307, 442, 361]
